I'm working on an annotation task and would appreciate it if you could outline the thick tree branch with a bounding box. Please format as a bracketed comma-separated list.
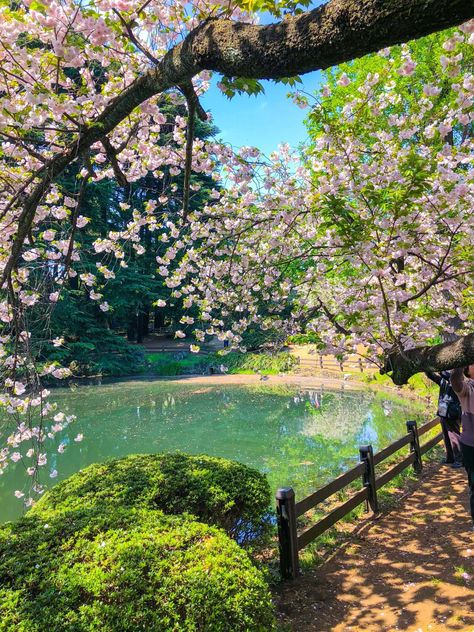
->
[381, 333, 474, 385]
[182, 0, 473, 79]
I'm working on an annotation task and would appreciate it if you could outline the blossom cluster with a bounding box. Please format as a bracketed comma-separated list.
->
[156, 23, 474, 364]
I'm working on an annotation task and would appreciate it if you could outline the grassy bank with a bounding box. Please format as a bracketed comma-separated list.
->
[145, 350, 299, 377]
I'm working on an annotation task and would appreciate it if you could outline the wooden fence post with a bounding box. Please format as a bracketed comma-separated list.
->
[276, 487, 299, 580]
[406, 420, 422, 473]
[359, 444, 378, 514]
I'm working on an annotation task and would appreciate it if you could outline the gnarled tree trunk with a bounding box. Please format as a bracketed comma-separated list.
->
[382, 334, 474, 385]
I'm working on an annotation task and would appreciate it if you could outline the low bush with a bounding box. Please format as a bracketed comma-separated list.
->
[43, 334, 146, 377]
[32, 452, 271, 543]
[0, 507, 276, 632]
[146, 352, 207, 376]
[216, 351, 298, 375]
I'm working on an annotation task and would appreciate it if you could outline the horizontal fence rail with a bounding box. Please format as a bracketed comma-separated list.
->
[297, 354, 369, 374]
[294, 462, 366, 517]
[297, 487, 369, 550]
[276, 418, 443, 579]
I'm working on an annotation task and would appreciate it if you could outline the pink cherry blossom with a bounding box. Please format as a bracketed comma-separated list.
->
[76, 216, 90, 228]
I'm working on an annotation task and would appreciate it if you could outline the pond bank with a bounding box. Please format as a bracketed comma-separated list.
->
[63, 371, 412, 391]
[67, 372, 432, 406]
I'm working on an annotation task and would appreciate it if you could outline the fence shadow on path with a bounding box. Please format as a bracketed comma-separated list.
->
[277, 464, 474, 632]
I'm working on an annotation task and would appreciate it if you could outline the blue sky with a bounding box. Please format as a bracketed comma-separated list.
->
[200, 3, 325, 156]
[201, 71, 322, 156]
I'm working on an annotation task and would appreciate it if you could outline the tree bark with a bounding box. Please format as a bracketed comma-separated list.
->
[142, 308, 150, 337]
[127, 319, 137, 342]
[136, 312, 144, 344]
[180, 0, 473, 79]
[154, 309, 165, 330]
[382, 334, 474, 385]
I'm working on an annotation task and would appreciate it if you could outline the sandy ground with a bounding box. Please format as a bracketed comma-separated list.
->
[148, 374, 355, 387]
[277, 463, 474, 632]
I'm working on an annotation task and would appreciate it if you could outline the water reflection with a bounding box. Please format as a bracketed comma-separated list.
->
[0, 382, 421, 523]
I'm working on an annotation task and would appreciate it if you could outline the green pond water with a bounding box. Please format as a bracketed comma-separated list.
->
[0, 379, 423, 523]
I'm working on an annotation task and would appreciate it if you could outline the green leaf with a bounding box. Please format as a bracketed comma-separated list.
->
[219, 76, 265, 99]
[28, 0, 47, 12]
[278, 76, 303, 87]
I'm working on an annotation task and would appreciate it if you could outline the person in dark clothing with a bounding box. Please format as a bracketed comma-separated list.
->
[451, 365, 474, 531]
[426, 371, 463, 467]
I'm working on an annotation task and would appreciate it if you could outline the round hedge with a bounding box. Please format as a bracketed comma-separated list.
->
[32, 452, 271, 543]
[0, 507, 276, 632]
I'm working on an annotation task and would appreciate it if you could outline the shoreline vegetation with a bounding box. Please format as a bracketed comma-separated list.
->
[49, 344, 438, 408]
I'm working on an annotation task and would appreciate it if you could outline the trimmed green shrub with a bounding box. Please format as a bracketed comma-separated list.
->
[32, 452, 271, 543]
[0, 507, 276, 631]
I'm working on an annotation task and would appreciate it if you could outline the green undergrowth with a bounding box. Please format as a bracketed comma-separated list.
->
[145, 351, 205, 375]
[145, 351, 298, 377]
[40, 344, 298, 380]
[362, 371, 438, 402]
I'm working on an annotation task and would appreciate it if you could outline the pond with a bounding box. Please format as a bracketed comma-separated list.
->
[0, 379, 424, 523]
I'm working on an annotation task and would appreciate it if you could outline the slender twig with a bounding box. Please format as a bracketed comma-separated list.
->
[101, 137, 128, 187]
[112, 8, 159, 65]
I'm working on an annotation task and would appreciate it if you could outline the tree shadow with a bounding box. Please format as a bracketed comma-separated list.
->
[277, 465, 474, 631]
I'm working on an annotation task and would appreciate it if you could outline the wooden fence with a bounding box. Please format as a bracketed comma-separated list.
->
[296, 353, 369, 375]
[276, 417, 443, 579]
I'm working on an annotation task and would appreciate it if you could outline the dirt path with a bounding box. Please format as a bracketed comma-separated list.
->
[277, 464, 474, 632]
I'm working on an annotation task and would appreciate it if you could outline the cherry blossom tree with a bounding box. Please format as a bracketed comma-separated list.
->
[0, 0, 473, 499]
[158, 25, 473, 386]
